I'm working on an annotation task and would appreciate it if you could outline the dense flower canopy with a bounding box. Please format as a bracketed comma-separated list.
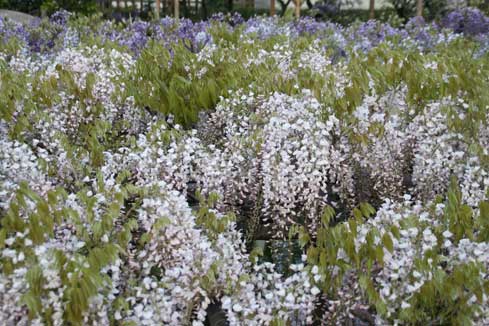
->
[1, 7, 489, 326]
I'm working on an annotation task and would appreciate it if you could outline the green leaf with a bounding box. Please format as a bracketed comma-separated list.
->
[298, 229, 310, 248]
[360, 202, 376, 218]
[154, 216, 172, 229]
[321, 205, 335, 226]
[382, 233, 394, 253]
[0, 229, 6, 249]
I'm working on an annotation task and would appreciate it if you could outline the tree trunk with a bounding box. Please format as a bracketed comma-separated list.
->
[369, 0, 374, 19]
[182, 0, 188, 17]
[155, 0, 160, 18]
[416, 0, 423, 17]
[277, 0, 291, 17]
[270, 0, 275, 16]
[201, 0, 207, 20]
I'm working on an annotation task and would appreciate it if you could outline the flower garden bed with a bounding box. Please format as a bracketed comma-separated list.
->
[1, 8, 489, 325]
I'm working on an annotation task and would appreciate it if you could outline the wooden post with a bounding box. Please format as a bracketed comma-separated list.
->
[155, 0, 160, 19]
[369, 0, 375, 20]
[270, 0, 275, 16]
[174, 0, 179, 18]
[416, 0, 423, 17]
[295, 0, 300, 18]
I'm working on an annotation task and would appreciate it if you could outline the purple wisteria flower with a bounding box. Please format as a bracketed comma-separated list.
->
[211, 12, 244, 27]
[49, 10, 72, 27]
[230, 12, 245, 26]
[0, 16, 29, 46]
[2, 8, 489, 58]
[442, 7, 489, 36]
[349, 20, 402, 52]
[118, 20, 152, 54]
[210, 12, 226, 23]
[98, 17, 213, 55]
[405, 16, 438, 49]
[291, 17, 330, 36]
[176, 19, 212, 52]
[244, 16, 286, 39]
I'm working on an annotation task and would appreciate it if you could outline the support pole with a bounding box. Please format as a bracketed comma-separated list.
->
[174, 0, 179, 18]
[295, 0, 300, 19]
[270, 0, 275, 16]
